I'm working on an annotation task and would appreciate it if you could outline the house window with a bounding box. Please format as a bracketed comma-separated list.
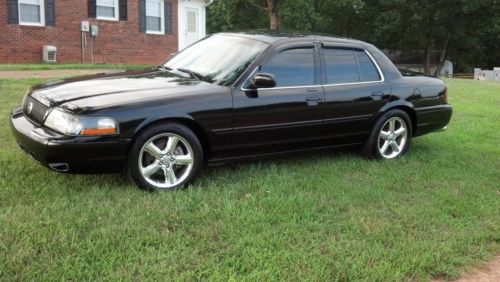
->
[18, 0, 45, 26]
[97, 0, 119, 21]
[146, 0, 164, 34]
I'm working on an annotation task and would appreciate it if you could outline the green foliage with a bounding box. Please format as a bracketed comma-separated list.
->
[207, 0, 500, 71]
[207, 0, 267, 33]
[370, 0, 500, 71]
[279, 0, 316, 32]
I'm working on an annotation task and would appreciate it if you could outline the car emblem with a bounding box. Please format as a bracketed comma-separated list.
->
[27, 102, 33, 114]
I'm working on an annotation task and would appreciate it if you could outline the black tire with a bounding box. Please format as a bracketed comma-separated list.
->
[362, 109, 413, 159]
[128, 122, 203, 191]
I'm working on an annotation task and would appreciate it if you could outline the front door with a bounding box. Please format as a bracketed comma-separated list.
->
[185, 8, 200, 47]
[231, 43, 324, 157]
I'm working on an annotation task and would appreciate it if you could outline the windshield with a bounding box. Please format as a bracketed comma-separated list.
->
[164, 34, 269, 86]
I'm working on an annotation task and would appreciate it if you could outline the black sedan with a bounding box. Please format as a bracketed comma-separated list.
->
[10, 31, 452, 191]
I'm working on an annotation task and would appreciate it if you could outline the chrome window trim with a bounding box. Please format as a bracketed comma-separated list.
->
[240, 49, 385, 92]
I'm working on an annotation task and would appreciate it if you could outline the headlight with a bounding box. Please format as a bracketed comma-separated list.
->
[44, 108, 118, 136]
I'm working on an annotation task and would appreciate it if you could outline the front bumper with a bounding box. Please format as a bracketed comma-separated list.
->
[10, 106, 130, 173]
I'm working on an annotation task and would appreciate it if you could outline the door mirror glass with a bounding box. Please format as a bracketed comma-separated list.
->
[251, 73, 277, 89]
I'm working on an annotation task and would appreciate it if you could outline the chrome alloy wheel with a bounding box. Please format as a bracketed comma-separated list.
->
[377, 117, 408, 159]
[138, 133, 194, 189]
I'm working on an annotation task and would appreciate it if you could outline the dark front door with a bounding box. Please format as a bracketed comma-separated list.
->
[231, 43, 324, 156]
[319, 45, 391, 146]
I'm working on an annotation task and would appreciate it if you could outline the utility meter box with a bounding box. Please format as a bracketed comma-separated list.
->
[43, 45, 57, 63]
[81, 21, 90, 32]
[91, 25, 99, 37]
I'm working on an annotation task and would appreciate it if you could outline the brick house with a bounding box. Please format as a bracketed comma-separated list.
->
[0, 0, 208, 64]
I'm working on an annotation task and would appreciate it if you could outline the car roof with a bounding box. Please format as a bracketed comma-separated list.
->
[218, 30, 365, 46]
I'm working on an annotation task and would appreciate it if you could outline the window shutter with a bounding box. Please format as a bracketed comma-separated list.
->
[88, 0, 96, 18]
[7, 0, 19, 24]
[165, 0, 172, 34]
[119, 0, 127, 20]
[139, 0, 146, 33]
[45, 0, 56, 26]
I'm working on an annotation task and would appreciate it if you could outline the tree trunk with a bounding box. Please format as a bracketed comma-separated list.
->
[434, 38, 450, 77]
[267, 0, 279, 29]
[311, 0, 323, 30]
[422, 3, 437, 76]
[424, 47, 431, 75]
[269, 10, 279, 29]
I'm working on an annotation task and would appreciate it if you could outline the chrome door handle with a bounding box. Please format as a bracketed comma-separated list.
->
[305, 96, 323, 102]
[371, 91, 384, 97]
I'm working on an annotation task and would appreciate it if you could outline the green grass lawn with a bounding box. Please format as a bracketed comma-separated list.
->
[0, 78, 498, 280]
[0, 63, 150, 71]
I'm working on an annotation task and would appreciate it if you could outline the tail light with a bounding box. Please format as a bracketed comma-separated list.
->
[443, 87, 448, 102]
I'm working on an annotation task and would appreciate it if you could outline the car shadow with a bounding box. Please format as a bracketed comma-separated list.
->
[52, 140, 437, 191]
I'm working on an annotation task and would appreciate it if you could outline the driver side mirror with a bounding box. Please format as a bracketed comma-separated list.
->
[249, 73, 277, 89]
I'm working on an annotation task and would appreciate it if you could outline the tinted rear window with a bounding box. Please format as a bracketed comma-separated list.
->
[324, 48, 359, 84]
[355, 50, 381, 82]
[323, 48, 381, 84]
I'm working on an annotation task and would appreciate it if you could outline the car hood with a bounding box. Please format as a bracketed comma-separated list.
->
[30, 68, 219, 112]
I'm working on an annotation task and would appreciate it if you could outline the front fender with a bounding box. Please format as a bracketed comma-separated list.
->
[133, 112, 198, 136]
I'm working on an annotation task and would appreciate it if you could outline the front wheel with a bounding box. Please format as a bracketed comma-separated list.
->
[363, 110, 412, 159]
[128, 123, 203, 191]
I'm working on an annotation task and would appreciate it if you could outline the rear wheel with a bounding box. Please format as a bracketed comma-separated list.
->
[128, 123, 203, 191]
[363, 110, 412, 159]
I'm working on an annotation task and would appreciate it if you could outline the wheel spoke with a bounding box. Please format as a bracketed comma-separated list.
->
[389, 119, 396, 132]
[165, 136, 179, 154]
[142, 162, 161, 178]
[139, 132, 195, 189]
[162, 166, 177, 185]
[144, 142, 162, 158]
[391, 142, 401, 153]
[394, 127, 406, 136]
[380, 141, 390, 154]
[174, 154, 193, 165]
[380, 130, 390, 140]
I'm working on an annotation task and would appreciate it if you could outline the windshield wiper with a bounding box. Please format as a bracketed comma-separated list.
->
[158, 65, 173, 71]
[177, 68, 203, 81]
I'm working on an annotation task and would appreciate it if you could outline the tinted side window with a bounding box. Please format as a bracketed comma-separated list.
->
[355, 50, 381, 82]
[260, 48, 315, 87]
[324, 48, 359, 84]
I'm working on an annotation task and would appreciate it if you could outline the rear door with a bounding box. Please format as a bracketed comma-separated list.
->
[319, 45, 391, 145]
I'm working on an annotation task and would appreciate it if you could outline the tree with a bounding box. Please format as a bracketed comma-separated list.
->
[207, 0, 500, 72]
[207, 0, 267, 33]
[370, 0, 500, 74]
[247, 0, 281, 29]
[317, 0, 366, 37]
